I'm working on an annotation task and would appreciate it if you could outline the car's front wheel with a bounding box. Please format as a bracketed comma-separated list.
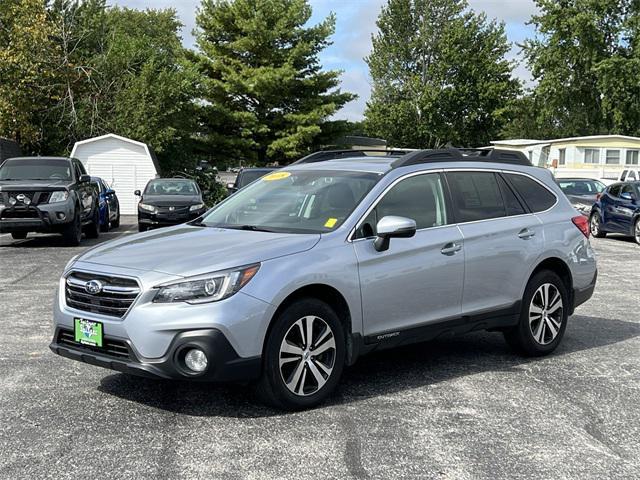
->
[634, 218, 640, 245]
[590, 211, 606, 238]
[62, 212, 82, 246]
[257, 298, 345, 410]
[100, 205, 110, 232]
[504, 270, 569, 356]
[85, 204, 100, 239]
[11, 232, 27, 240]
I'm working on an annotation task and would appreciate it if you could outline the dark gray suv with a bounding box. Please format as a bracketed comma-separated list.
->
[0, 156, 100, 245]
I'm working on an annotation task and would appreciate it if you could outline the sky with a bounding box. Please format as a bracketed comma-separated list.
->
[113, 0, 539, 121]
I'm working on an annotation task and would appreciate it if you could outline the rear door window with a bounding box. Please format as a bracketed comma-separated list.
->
[504, 173, 556, 212]
[608, 184, 621, 198]
[446, 171, 506, 222]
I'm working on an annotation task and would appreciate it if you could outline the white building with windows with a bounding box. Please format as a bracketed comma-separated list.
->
[71, 134, 159, 215]
[491, 135, 640, 179]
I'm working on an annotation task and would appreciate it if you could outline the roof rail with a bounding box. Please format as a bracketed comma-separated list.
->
[391, 148, 532, 168]
[292, 149, 414, 165]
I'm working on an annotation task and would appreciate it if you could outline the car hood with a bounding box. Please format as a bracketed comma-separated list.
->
[77, 225, 321, 276]
[0, 179, 70, 191]
[141, 194, 201, 206]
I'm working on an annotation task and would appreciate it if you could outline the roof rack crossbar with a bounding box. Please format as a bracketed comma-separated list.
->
[292, 149, 413, 165]
[391, 148, 532, 168]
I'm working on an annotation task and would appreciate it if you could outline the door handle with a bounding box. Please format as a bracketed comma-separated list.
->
[441, 242, 462, 255]
[518, 228, 536, 239]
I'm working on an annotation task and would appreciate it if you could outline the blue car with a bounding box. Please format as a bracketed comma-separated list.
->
[590, 181, 640, 244]
[90, 176, 120, 232]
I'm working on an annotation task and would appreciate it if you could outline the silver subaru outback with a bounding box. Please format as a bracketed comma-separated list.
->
[50, 148, 597, 410]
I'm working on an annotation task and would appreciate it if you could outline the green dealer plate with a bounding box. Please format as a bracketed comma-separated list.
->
[74, 318, 103, 347]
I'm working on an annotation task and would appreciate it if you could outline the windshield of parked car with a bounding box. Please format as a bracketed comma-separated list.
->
[144, 179, 198, 195]
[558, 179, 605, 195]
[237, 170, 274, 188]
[0, 159, 72, 181]
[198, 170, 381, 233]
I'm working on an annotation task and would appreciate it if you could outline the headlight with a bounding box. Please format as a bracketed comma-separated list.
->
[189, 203, 205, 211]
[573, 203, 591, 213]
[153, 264, 260, 304]
[49, 191, 69, 203]
[138, 202, 156, 212]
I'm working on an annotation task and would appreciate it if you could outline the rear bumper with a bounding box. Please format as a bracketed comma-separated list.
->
[572, 270, 597, 312]
[49, 327, 261, 382]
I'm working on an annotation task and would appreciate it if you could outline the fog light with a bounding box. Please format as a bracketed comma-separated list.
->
[57, 212, 66, 220]
[184, 348, 208, 373]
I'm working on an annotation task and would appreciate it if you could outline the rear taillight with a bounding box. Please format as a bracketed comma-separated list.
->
[572, 215, 590, 238]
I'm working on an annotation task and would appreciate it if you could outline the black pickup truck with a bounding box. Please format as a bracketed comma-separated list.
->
[0, 157, 100, 245]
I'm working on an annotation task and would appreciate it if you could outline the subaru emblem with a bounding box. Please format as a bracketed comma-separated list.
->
[85, 280, 104, 295]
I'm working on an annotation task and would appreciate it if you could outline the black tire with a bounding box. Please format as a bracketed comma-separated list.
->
[138, 224, 147, 232]
[100, 206, 110, 232]
[11, 232, 27, 240]
[111, 206, 120, 229]
[590, 211, 606, 238]
[85, 204, 100, 239]
[62, 212, 82, 246]
[256, 298, 345, 410]
[504, 270, 569, 357]
[634, 218, 640, 245]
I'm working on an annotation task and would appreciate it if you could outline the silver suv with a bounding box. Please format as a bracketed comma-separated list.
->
[50, 149, 597, 409]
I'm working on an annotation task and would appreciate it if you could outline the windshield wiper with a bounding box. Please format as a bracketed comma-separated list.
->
[224, 224, 276, 233]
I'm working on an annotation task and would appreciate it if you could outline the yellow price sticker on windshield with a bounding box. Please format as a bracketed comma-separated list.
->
[262, 171, 291, 181]
[324, 218, 338, 228]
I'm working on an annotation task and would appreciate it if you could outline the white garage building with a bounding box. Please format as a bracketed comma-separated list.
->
[71, 134, 159, 214]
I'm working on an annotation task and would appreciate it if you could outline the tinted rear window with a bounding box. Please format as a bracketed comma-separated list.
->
[446, 172, 506, 222]
[504, 173, 556, 212]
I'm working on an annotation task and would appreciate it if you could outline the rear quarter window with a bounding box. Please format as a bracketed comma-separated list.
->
[504, 173, 556, 212]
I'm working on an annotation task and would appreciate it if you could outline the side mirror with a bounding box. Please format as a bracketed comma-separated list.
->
[373, 216, 417, 252]
[620, 192, 635, 201]
[79, 174, 90, 183]
[134, 189, 141, 196]
[105, 189, 115, 195]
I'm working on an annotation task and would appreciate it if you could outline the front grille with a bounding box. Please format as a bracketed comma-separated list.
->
[57, 329, 131, 360]
[65, 271, 141, 319]
[156, 205, 190, 214]
[3, 191, 51, 205]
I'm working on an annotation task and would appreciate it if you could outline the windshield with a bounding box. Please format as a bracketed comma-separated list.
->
[0, 159, 72, 181]
[199, 170, 381, 233]
[145, 179, 198, 195]
[558, 179, 605, 195]
[238, 170, 274, 188]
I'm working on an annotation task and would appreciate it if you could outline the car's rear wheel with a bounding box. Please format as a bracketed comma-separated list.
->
[634, 218, 640, 245]
[256, 298, 345, 410]
[111, 206, 120, 229]
[504, 270, 569, 356]
[62, 212, 82, 246]
[590, 211, 606, 238]
[85, 204, 100, 239]
[11, 232, 27, 240]
[100, 205, 110, 232]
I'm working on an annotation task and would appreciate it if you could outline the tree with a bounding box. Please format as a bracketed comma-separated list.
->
[194, 0, 356, 164]
[364, 0, 520, 148]
[522, 0, 638, 137]
[0, 0, 57, 148]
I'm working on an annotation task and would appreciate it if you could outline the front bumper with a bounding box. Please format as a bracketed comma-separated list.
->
[137, 208, 205, 228]
[0, 201, 74, 233]
[49, 327, 261, 381]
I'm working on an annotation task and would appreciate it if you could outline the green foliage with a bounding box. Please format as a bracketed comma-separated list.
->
[194, 0, 356, 164]
[522, 0, 640, 137]
[364, 0, 520, 148]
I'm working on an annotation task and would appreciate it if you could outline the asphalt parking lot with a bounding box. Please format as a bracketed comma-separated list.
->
[0, 217, 638, 480]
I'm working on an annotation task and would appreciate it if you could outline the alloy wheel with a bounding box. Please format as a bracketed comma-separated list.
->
[590, 214, 600, 235]
[279, 316, 336, 396]
[529, 283, 563, 345]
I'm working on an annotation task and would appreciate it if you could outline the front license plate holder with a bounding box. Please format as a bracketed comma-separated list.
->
[74, 318, 103, 347]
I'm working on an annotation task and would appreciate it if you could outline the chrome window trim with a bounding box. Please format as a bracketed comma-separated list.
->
[347, 167, 558, 242]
